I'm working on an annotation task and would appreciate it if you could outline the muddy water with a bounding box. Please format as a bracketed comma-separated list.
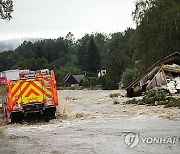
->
[0, 90, 180, 154]
[0, 116, 180, 154]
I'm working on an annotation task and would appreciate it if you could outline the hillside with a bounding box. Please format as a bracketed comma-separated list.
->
[0, 38, 44, 52]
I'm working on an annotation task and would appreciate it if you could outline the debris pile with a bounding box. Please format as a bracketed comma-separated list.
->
[126, 52, 180, 97]
[166, 77, 180, 94]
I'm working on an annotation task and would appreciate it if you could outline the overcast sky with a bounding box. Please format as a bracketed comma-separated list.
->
[0, 0, 136, 40]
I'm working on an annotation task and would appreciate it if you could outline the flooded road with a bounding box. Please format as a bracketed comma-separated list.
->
[0, 90, 180, 154]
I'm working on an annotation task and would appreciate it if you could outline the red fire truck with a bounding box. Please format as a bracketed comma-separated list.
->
[0, 69, 59, 123]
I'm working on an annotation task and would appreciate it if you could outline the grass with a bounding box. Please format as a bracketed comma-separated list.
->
[125, 90, 180, 108]
[125, 98, 138, 104]
[158, 97, 180, 108]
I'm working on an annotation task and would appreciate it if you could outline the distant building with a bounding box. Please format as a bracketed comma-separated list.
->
[98, 70, 106, 78]
[62, 73, 84, 86]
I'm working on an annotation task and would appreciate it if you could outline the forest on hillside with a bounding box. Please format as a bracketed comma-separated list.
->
[0, 0, 180, 89]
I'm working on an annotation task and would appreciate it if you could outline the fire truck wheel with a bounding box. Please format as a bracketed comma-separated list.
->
[12, 112, 23, 124]
[44, 118, 50, 122]
[5, 109, 23, 124]
[44, 107, 56, 121]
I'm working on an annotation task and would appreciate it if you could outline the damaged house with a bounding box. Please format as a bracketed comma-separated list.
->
[126, 52, 180, 97]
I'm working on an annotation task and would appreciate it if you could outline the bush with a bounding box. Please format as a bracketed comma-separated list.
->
[142, 90, 167, 105]
[121, 68, 141, 88]
[124, 90, 180, 109]
[82, 79, 90, 87]
[124, 90, 167, 105]
[125, 98, 138, 104]
[79, 79, 83, 86]
[83, 77, 98, 87]
[162, 97, 180, 108]
[98, 76, 107, 89]
[90, 77, 98, 86]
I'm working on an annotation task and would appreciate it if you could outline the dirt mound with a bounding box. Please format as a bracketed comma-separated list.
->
[75, 112, 91, 118]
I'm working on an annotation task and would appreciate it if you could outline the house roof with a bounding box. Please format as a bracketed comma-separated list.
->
[73, 75, 84, 83]
[126, 52, 180, 90]
[63, 73, 71, 84]
[62, 73, 84, 85]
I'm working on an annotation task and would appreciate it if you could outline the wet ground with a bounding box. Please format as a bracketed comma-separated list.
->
[0, 90, 180, 154]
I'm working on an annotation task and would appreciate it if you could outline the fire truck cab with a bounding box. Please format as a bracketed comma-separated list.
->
[0, 69, 58, 123]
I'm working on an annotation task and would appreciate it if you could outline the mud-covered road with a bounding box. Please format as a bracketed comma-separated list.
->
[0, 90, 180, 154]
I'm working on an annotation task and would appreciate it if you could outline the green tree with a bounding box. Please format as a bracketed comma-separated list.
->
[0, 50, 19, 71]
[35, 45, 44, 58]
[93, 33, 109, 68]
[35, 58, 48, 69]
[77, 34, 91, 69]
[121, 67, 141, 88]
[0, 0, 13, 20]
[131, 0, 180, 70]
[108, 32, 125, 52]
[84, 37, 101, 73]
[65, 32, 75, 45]
[104, 52, 132, 89]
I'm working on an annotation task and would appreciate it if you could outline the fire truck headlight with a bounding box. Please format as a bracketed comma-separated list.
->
[13, 103, 22, 110]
